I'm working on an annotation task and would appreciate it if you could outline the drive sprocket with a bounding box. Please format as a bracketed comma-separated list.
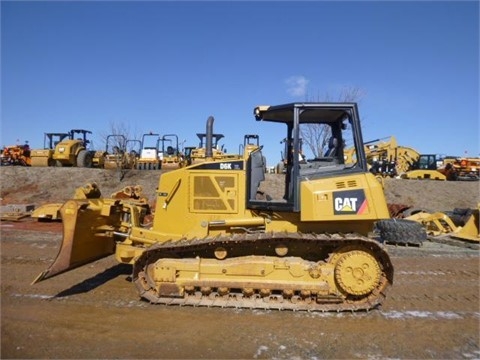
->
[333, 250, 381, 296]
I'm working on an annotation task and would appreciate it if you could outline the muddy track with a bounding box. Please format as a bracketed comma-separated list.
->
[132, 232, 393, 312]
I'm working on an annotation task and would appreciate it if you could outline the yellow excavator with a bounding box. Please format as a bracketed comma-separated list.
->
[34, 103, 419, 312]
[344, 136, 420, 177]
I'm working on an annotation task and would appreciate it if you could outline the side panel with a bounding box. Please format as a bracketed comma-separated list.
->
[189, 173, 238, 213]
[300, 173, 390, 221]
[151, 165, 247, 237]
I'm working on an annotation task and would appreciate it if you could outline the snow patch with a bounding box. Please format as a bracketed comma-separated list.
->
[254, 345, 269, 358]
[12, 293, 53, 300]
[382, 310, 463, 319]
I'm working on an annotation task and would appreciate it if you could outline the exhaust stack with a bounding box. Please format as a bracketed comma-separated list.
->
[205, 116, 214, 159]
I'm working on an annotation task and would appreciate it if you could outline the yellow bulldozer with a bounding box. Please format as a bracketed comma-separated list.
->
[34, 102, 422, 312]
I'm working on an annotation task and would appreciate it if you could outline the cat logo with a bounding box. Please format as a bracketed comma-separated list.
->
[335, 197, 358, 212]
[333, 189, 368, 215]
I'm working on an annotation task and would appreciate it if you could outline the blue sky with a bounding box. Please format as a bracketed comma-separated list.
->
[2, 1, 479, 167]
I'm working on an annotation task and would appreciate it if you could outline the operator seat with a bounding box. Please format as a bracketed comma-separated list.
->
[249, 148, 266, 200]
[324, 137, 339, 157]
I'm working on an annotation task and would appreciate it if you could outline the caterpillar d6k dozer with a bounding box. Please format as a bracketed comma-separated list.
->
[33, 103, 395, 312]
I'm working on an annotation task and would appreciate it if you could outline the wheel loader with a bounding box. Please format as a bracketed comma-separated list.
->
[400, 154, 457, 181]
[34, 102, 400, 312]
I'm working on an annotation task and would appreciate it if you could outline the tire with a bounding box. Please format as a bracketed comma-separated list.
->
[77, 150, 93, 168]
[375, 219, 427, 246]
[55, 160, 63, 167]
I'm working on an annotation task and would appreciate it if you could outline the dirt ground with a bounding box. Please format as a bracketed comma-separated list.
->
[1, 167, 479, 359]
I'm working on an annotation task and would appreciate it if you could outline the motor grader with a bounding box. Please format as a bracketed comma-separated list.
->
[34, 103, 403, 312]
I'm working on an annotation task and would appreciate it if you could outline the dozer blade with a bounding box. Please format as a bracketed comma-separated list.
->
[32, 199, 117, 284]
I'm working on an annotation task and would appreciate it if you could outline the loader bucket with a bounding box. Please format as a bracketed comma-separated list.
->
[451, 209, 480, 243]
[32, 199, 118, 284]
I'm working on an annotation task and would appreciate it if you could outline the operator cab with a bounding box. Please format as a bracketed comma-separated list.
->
[249, 102, 368, 212]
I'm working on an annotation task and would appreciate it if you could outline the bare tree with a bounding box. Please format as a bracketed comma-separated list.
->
[300, 86, 366, 159]
[98, 120, 142, 181]
[100, 121, 141, 153]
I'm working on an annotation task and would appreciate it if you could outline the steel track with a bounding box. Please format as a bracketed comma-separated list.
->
[132, 232, 394, 312]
